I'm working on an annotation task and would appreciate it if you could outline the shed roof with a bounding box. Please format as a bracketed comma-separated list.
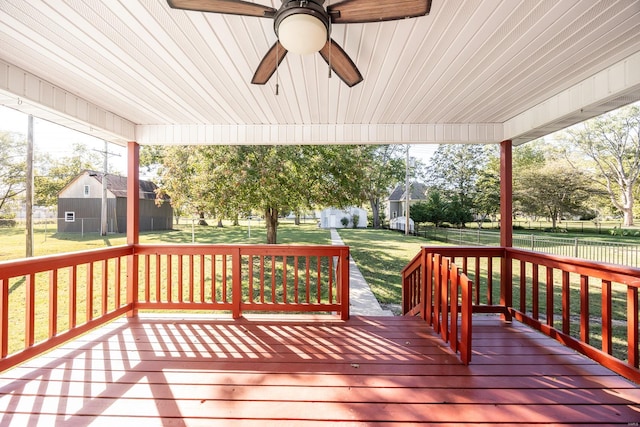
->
[61, 170, 168, 201]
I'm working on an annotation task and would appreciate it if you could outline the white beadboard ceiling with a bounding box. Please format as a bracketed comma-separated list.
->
[0, 0, 639, 146]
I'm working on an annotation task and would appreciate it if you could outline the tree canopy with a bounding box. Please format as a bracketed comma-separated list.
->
[560, 104, 640, 226]
[149, 144, 401, 243]
[0, 132, 26, 214]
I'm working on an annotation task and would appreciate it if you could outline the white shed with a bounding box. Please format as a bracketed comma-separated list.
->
[389, 216, 415, 233]
[319, 207, 367, 229]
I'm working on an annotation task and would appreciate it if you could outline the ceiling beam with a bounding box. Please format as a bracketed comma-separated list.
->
[0, 59, 135, 144]
[504, 51, 640, 145]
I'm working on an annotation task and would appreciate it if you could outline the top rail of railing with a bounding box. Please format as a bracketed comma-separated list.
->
[417, 227, 640, 267]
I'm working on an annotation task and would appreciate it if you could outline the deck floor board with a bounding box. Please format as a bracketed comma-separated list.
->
[0, 315, 638, 425]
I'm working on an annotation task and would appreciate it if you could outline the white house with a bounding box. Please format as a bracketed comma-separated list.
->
[319, 207, 367, 229]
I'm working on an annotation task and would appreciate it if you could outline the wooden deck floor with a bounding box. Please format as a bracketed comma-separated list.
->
[0, 314, 638, 426]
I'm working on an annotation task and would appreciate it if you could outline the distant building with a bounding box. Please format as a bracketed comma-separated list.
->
[386, 182, 428, 221]
[319, 207, 368, 229]
[57, 170, 172, 233]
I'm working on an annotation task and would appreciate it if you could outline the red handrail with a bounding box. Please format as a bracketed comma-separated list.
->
[0, 243, 350, 372]
[403, 246, 640, 383]
[401, 249, 473, 364]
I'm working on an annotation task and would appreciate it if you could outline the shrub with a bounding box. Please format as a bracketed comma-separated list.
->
[340, 217, 349, 227]
[352, 214, 359, 228]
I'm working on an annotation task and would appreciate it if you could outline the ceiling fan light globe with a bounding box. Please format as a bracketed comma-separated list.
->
[278, 14, 327, 55]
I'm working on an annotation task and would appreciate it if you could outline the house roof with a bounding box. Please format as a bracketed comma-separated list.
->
[388, 183, 428, 202]
[1, 1, 639, 147]
[62, 170, 168, 201]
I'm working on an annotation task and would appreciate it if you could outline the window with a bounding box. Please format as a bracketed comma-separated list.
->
[83, 185, 90, 197]
[65, 211, 75, 222]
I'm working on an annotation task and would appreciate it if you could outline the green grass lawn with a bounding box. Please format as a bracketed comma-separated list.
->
[1, 222, 631, 362]
[335, 228, 443, 304]
[0, 220, 332, 261]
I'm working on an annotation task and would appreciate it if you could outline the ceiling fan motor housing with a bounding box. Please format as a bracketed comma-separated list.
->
[275, 1, 331, 54]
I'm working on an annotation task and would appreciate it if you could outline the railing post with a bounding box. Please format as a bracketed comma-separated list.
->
[420, 249, 428, 322]
[232, 247, 242, 319]
[126, 141, 140, 317]
[340, 247, 350, 321]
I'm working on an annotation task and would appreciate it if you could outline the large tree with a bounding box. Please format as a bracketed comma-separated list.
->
[346, 145, 405, 229]
[0, 132, 26, 214]
[155, 144, 374, 244]
[514, 161, 595, 229]
[426, 144, 489, 227]
[561, 104, 640, 226]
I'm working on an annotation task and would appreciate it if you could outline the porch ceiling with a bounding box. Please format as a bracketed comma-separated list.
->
[1, 0, 639, 146]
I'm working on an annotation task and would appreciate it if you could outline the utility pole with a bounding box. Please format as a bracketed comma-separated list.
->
[93, 141, 121, 236]
[405, 145, 410, 235]
[25, 115, 34, 257]
[101, 140, 108, 236]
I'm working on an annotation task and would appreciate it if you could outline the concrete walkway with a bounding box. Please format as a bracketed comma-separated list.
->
[330, 229, 394, 316]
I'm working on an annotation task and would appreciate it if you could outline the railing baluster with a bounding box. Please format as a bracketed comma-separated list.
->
[294, 256, 299, 304]
[154, 254, 160, 303]
[316, 256, 321, 304]
[248, 254, 254, 304]
[580, 275, 589, 344]
[532, 264, 539, 320]
[259, 256, 265, 303]
[69, 265, 77, 328]
[327, 256, 333, 304]
[26, 273, 35, 347]
[546, 266, 554, 327]
[305, 257, 311, 304]
[211, 254, 217, 303]
[222, 255, 228, 303]
[519, 260, 526, 313]
[602, 279, 612, 355]
[178, 254, 184, 303]
[561, 271, 570, 334]
[271, 256, 276, 303]
[86, 263, 93, 322]
[474, 256, 480, 304]
[628, 287, 639, 368]
[283, 256, 288, 304]
[199, 254, 205, 303]
[144, 254, 150, 303]
[49, 270, 58, 338]
[167, 254, 172, 303]
[0, 278, 7, 358]
[188, 255, 194, 303]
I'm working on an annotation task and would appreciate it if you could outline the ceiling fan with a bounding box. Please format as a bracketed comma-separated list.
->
[166, 0, 432, 87]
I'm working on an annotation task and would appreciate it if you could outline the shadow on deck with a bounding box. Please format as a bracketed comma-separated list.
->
[0, 315, 638, 426]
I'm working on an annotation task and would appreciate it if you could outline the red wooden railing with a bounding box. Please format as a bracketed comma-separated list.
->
[401, 249, 473, 364]
[405, 246, 640, 383]
[0, 244, 350, 372]
[0, 246, 133, 371]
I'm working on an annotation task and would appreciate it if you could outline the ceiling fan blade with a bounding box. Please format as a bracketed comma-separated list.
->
[328, 0, 431, 23]
[167, 0, 276, 18]
[319, 39, 363, 87]
[252, 41, 288, 85]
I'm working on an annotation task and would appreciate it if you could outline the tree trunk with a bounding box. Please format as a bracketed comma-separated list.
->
[370, 198, 380, 228]
[294, 211, 301, 226]
[217, 218, 224, 228]
[198, 211, 208, 226]
[623, 186, 634, 226]
[265, 207, 278, 244]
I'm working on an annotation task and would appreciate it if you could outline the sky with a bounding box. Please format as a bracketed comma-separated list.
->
[0, 104, 436, 174]
[0, 105, 128, 174]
